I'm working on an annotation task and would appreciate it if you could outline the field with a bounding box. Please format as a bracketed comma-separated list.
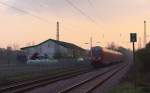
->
[0, 59, 92, 86]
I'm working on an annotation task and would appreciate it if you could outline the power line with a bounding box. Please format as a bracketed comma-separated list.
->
[0, 1, 50, 23]
[87, 0, 94, 8]
[65, 0, 97, 23]
[37, 0, 98, 31]
[0, 1, 102, 33]
[65, 0, 106, 32]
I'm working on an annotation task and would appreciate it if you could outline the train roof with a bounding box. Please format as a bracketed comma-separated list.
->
[91, 46, 122, 55]
[91, 46, 102, 49]
[102, 48, 122, 55]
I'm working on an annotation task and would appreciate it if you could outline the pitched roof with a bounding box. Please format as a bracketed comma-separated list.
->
[21, 39, 85, 51]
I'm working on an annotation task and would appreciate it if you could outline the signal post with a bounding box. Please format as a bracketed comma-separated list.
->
[130, 33, 137, 93]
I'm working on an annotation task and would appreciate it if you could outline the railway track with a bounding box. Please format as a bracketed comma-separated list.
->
[0, 62, 128, 93]
[58, 62, 129, 93]
[0, 68, 93, 93]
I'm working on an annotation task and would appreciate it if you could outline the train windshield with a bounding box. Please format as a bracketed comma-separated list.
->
[91, 47, 101, 57]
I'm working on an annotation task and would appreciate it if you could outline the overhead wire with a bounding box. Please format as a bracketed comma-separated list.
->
[0, 0, 103, 34]
[0, 0, 113, 47]
[65, 0, 105, 31]
[87, 0, 94, 8]
[0, 1, 50, 23]
[86, 0, 106, 36]
[35, 0, 82, 33]
[65, 0, 97, 23]
[34, 0, 105, 39]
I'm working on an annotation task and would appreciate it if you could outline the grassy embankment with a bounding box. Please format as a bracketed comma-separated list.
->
[109, 43, 150, 93]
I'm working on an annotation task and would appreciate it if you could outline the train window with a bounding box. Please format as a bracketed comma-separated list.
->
[91, 47, 101, 57]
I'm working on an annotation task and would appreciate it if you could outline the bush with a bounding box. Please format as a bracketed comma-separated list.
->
[136, 48, 150, 72]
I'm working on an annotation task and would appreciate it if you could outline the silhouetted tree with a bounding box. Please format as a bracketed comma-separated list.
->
[0, 46, 25, 65]
[136, 42, 150, 72]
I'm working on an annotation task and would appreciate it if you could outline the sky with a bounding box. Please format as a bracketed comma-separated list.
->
[0, 0, 150, 49]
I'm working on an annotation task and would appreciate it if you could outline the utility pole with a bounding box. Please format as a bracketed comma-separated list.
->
[138, 37, 141, 49]
[55, 21, 60, 59]
[90, 37, 93, 49]
[144, 20, 147, 47]
[90, 37, 93, 57]
[133, 39, 136, 92]
[57, 21, 60, 41]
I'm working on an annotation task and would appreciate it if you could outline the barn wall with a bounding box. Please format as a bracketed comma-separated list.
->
[21, 40, 86, 61]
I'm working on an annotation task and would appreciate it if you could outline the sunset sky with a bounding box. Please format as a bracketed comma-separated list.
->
[0, 0, 150, 49]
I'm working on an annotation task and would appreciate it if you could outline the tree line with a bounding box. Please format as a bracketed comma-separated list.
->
[136, 42, 150, 72]
[0, 46, 26, 65]
[136, 42, 150, 85]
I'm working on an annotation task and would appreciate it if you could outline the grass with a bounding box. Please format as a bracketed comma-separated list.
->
[109, 58, 150, 93]
[0, 60, 92, 87]
[109, 82, 150, 93]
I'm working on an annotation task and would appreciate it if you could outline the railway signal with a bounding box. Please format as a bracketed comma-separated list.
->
[130, 33, 137, 92]
[130, 33, 137, 42]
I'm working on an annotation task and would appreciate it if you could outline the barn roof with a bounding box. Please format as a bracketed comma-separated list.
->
[21, 39, 85, 51]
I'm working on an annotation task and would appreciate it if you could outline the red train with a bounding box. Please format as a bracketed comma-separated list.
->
[90, 46, 123, 67]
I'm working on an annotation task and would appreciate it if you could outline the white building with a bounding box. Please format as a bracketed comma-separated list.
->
[21, 39, 86, 60]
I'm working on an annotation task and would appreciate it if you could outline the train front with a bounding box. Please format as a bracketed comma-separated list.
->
[90, 46, 103, 67]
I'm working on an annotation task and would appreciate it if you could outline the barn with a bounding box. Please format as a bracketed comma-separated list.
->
[21, 39, 86, 61]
